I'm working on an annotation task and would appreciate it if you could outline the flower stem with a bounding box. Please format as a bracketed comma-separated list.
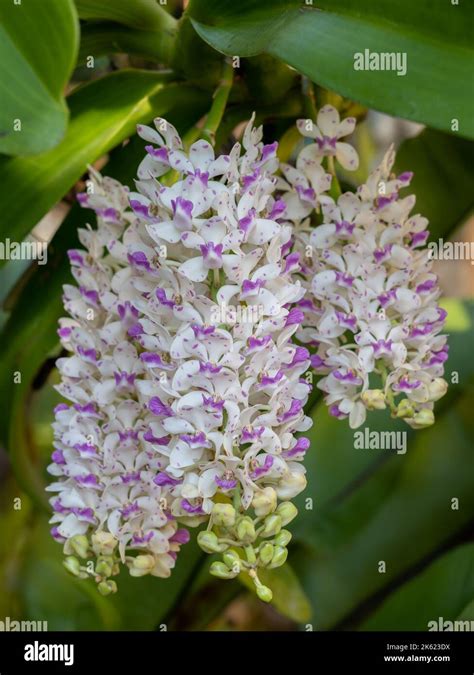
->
[302, 76, 318, 121]
[378, 361, 397, 414]
[327, 155, 342, 200]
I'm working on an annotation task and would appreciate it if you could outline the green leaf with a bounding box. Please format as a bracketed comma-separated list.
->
[78, 23, 174, 64]
[395, 129, 474, 240]
[239, 563, 312, 623]
[0, 71, 209, 257]
[360, 544, 474, 630]
[0, 0, 79, 155]
[188, 0, 474, 138]
[75, 0, 176, 31]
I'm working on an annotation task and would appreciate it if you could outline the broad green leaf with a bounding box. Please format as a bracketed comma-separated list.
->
[0, 71, 209, 257]
[395, 129, 474, 240]
[0, 0, 79, 155]
[171, 15, 223, 89]
[78, 23, 174, 64]
[291, 389, 474, 628]
[239, 562, 312, 623]
[188, 0, 474, 138]
[361, 544, 474, 630]
[75, 0, 176, 32]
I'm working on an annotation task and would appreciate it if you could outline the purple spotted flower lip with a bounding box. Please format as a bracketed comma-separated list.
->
[48, 115, 313, 592]
[282, 107, 447, 429]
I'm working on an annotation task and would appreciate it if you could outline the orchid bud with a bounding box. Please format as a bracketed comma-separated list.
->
[396, 399, 415, 419]
[210, 561, 238, 579]
[261, 514, 282, 537]
[269, 546, 288, 568]
[95, 557, 114, 577]
[252, 487, 277, 517]
[98, 580, 117, 596]
[409, 408, 435, 429]
[197, 531, 227, 554]
[256, 584, 273, 603]
[129, 555, 155, 577]
[259, 543, 274, 566]
[276, 502, 298, 526]
[212, 503, 236, 528]
[274, 529, 292, 547]
[236, 516, 256, 543]
[68, 534, 89, 559]
[63, 556, 81, 577]
[361, 389, 386, 410]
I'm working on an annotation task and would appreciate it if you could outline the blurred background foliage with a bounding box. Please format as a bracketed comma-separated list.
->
[0, 0, 473, 630]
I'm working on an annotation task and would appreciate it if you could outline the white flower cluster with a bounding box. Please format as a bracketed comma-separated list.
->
[48, 117, 312, 600]
[281, 105, 448, 429]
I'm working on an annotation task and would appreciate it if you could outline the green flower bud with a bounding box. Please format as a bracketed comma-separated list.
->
[223, 549, 240, 565]
[269, 545, 288, 569]
[274, 529, 292, 547]
[95, 556, 114, 577]
[256, 584, 273, 603]
[261, 514, 282, 537]
[63, 556, 81, 577]
[212, 503, 236, 528]
[210, 561, 237, 579]
[197, 530, 228, 553]
[91, 531, 117, 556]
[223, 550, 241, 574]
[252, 487, 277, 517]
[97, 580, 117, 596]
[428, 378, 448, 402]
[276, 501, 298, 526]
[410, 408, 435, 429]
[396, 398, 414, 419]
[69, 534, 89, 559]
[236, 516, 256, 543]
[361, 389, 386, 410]
[129, 554, 155, 577]
[259, 542, 274, 566]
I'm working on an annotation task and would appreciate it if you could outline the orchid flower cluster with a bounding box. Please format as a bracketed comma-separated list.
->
[47, 116, 312, 602]
[280, 105, 448, 429]
[48, 106, 447, 601]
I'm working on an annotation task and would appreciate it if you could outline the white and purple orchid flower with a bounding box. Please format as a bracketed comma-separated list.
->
[284, 110, 448, 429]
[49, 116, 312, 598]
